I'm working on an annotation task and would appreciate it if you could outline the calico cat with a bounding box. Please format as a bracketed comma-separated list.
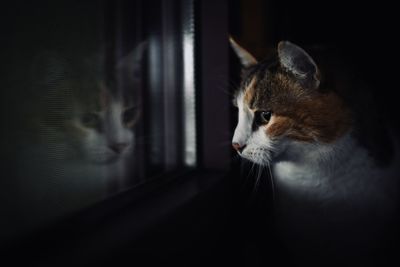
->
[230, 38, 399, 266]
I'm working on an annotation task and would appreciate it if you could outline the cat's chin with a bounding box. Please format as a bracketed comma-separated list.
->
[85, 147, 133, 165]
[87, 154, 122, 165]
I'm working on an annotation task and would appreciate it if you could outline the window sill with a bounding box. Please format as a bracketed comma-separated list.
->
[5, 169, 236, 266]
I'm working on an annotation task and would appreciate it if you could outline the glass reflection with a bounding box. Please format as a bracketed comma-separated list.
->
[1, 0, 194, 243]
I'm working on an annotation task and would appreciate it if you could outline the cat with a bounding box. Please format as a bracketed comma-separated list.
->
[12, 43, 144, 237]
[230, 37, 399, 266]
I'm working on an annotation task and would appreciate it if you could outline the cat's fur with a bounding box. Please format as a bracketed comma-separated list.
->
[230, 38, 399, 266]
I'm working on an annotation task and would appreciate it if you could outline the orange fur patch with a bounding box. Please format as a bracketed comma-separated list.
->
[268, 92, 351, 142]
[247, 72, 352, 143]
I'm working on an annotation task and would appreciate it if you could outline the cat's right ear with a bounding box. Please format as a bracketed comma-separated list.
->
[117, 41, 148, 83]
[117, 41, 147, 68]
[229, 36, 258, 67]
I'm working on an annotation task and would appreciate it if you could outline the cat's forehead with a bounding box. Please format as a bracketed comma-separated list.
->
[237, 59, 307, 111]
[239, 70, 272, 110]
[241, 58, 276, 85]
[238, 58, 281, 108]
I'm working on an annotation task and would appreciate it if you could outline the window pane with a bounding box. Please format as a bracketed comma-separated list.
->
[1, 0, 196, 241]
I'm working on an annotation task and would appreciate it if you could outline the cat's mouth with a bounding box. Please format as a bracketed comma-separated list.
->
[83, 142, 133, 165]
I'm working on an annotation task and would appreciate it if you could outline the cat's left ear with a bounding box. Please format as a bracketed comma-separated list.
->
[278, 41, 320, 89]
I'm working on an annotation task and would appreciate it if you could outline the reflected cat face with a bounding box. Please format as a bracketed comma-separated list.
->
[31, 46, 143, 165]
[71, 90, 139, 164]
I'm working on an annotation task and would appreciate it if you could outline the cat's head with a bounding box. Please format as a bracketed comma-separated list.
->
[30, 44, 145, 165]
[230, 38, 352, 165]
[68, 84, 139, 165]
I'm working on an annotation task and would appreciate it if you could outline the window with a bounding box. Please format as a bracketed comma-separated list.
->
[1, 0, 203, 242]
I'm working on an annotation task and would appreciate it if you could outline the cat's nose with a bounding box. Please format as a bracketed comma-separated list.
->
[109, 142, 129, 154]
[232, 142, 246, 153]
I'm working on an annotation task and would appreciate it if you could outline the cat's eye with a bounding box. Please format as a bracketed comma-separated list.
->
[261, 111, 272, 123]
[255, 110, 272, 126]
[123, 106, 139, 127]
[81, 113, 101, 128]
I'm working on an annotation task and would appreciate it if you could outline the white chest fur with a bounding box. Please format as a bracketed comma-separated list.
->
[273, 133, 396, 206]
[270, 132, 399, 263]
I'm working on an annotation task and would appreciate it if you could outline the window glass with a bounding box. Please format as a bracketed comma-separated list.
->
[1, 0, 196, 241]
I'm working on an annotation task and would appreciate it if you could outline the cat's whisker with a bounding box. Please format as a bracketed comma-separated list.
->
[253, 164, 263, 194]
[215, 85, 235, 98]
[224, 77, 241, 90]
[267, 162, 276, 202]
[214, 75, 240, 95]
[245, 161, 257, 185]
[230, 154, 242, 165]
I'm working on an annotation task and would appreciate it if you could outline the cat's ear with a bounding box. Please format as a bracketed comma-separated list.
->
[117, 41, 147, 82]
[278, 41, 320, 89]
[229, 36, 258, 67]
[117, 41, 147, 67]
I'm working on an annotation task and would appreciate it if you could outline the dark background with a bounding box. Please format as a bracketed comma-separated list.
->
[1, 0, 399, 266]
[230, 0, 399, 127]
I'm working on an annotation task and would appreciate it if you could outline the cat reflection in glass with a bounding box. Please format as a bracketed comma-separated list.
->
[230, 38, 399, 265]
[17, 44, 145, 227]
[29, 47, 142, 178]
